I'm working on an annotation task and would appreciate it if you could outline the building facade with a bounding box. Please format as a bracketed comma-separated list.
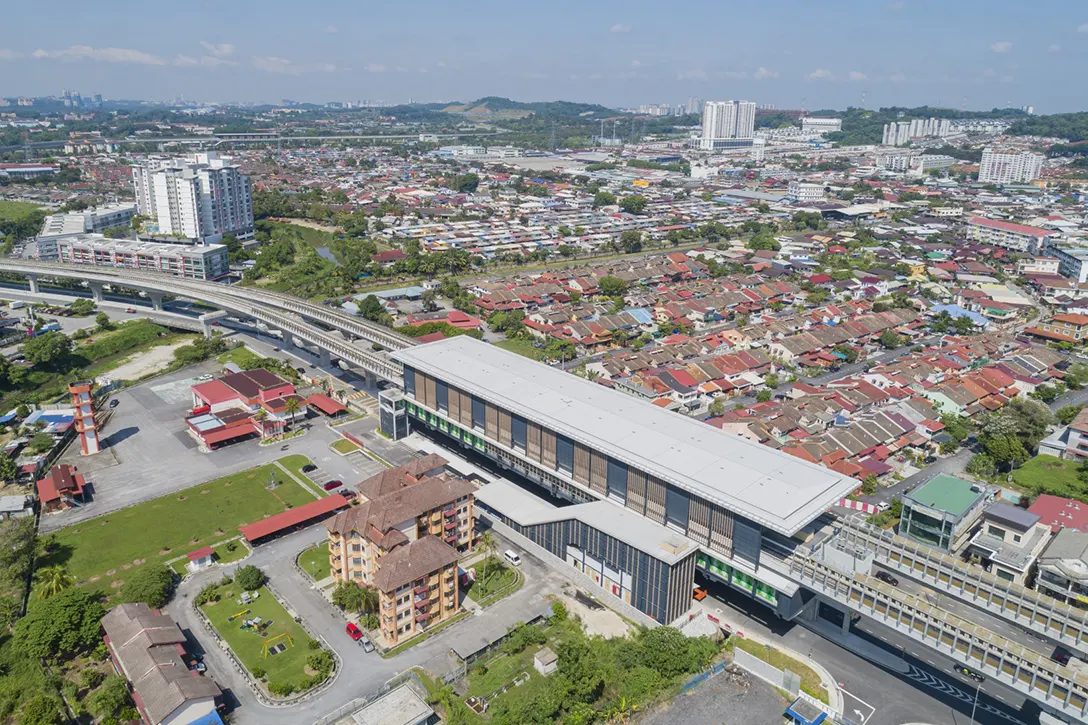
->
[788, 181, 825, 203]
[700, 100, 756, 150]
[801, 117, 842, 134]
[39, 202, 137, 239]
[966, 216, 1052, 253]
[1036, 529, 1088, 609]
[325, 455, 474, 646]
[979, 148, 1044, 184]
[131, 152, 253, 244]
[1045, 242, 1088, 283]
[55, 233, 229, 279]
[386, 336, 856, 623]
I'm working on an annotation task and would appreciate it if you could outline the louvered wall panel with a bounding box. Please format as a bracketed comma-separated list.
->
[626, 467, 647, 514]
[527, 422, 542, 461]
[498, 410, 512, 448]
[709, 504, 735, 557]
[574, 444, 591, 487]
[458, 391, 473, 427]
[423, 375, 436, 409]
[485, 405, 499, 440]
[588, 451, 607, 495]
[688, 496, 711, 546]
[448, 387, 461, 421]
[644, 475, 666, 524]
[541, 429, 557, 469]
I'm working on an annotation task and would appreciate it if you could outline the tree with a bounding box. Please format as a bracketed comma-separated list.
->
[966, 453, 997, 478]
[235, 565, 266, 591]
[756, 389, 773, 403]
[748, 232, 780, 252]
[452, 173, 480, 193]
[952, 315, 977, 336]
[68, 297, 96, 316]
[557, 638, 604, 703]
[707, 397, 725, 417]
[121, 566, 174, 608]
[592, 191, 616, 208]
[598, 276, 628, 297]
[0, 453, 16, 483]
[36, 565, 75, 599]
[90, 675, 132, 719]
[95, 312, 111, 330]
[763, 373, 779, 389]
[21, 331, 73, 369]
[28, 432, 55, 455]
[879, 330, 902, 349]
[1031, 383, 1064, 404]
[1058, 405, 1084, 426]
[478, 530, 497, 593]
[331, 581, 377, 614]
[861, 474, 878, 496]
[14, 588, 105, 661]
[619, 230, 643, 253]
[19, 696, 62, 725]
[619, 195, 648, 215]
[832, 344, 859, 363]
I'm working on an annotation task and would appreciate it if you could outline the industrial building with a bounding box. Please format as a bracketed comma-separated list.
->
[54, 233, 229, 280]
[382, 336, 857, 624]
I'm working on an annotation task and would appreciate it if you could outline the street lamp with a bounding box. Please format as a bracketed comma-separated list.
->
[968, 674, 984, 725]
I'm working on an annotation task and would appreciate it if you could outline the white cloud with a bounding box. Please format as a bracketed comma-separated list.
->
[1049, 43, 1062, 53]
[325, 25, 338, 33]
[174, 55, 198, 66]
[754, 67, 779, 80]
[1078, 23, 1088, 33]
[199, 41, 234, 58]
[807, 68, 834, 81]
[251, 55, 336, 75]
[677, 69, 707, 80]
[631, 59, 641, 67]
[720, 70, 748, 79]
[610, 23, 631, 33]
[175, 51, 236, 68]
[36, 45, 167, 65]
[0, 49, 23, 60]
[848, 71, 867, 81]
[990, 40, 1012, 53]
[363, 63, 386, 73]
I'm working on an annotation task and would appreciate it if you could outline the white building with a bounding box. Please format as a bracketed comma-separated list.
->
[131, 152, 253, 244]
[801, 117, 842, 134]
[788, 181, 825, 203]
[967, 216, 1052, 254]
[979, 148, 1045, 185]
[699, 100, 756, 149]
[55, 233, 230, 280]
[881, 118, 951, 146]
[1045, 243, 1088, 284]
[38, 202, 137, 239]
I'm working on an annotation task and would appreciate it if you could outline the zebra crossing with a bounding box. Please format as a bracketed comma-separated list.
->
[903, 664, 1026, 725]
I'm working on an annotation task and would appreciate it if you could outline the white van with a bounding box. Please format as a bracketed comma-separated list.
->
[503, 550, 522, 567]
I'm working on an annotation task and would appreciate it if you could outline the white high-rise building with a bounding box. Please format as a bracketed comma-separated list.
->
[685, 96, 704, 115]
[131, 152, 253, 244]
[699, 100, 755, 150]
[881, 118, 952, 147]
[978, 148, 1045, 185]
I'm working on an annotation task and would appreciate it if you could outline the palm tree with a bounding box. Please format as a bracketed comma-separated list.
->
[284, 397, 302, 428]
[606, 697, 635, 723]
[36, 565, 75, 599]
[477, 531, 497, 592]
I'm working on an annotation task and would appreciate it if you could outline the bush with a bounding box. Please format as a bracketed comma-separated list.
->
[307, 639, 320, 650]
[267, 681, 296, 697]
[80, 667, 106, 690]
[235, 565, 265, 591]
[14, 589, 105, 661]
[121, 566, 174, 608]
[549, 600, 568, 624]
[89, 676, 131, 718]
[252, 666, 266, 680]
[194, 583, 221, 606]
[306, 649, 334, 674]
[219, 573, 233, 586]
[20, 696, 63, 725]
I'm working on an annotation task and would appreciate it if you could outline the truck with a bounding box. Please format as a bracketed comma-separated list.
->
[9, 301, 25, 310]
[30, 321, 62, 337]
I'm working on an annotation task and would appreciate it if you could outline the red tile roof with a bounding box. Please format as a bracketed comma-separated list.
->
[307, 393, 347, 415]
[1028, 494, 1088, 533]
[240, 494, 349, 542]
[968, 217, 1051, 238]
[186, 546, 214, 561]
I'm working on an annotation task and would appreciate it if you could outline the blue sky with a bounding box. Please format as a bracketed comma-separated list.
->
[3, 0, 1086, 112]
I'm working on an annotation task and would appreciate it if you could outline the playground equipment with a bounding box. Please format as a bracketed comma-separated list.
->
[262, 632, 294, 658]
[227, 608, 251, 623]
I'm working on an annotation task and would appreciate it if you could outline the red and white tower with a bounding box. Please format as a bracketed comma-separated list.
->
[69, 380, 101, 455]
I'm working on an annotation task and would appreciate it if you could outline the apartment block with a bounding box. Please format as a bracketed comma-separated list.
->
[55, 233, 229, 280]
[966, 216, 1052, 254]
[979, 148, 1044, 185]
[38, 202, 138, 240]
[324, 455, 474, 646]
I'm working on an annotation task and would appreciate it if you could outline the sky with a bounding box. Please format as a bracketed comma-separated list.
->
[3, 0, 1087, 113]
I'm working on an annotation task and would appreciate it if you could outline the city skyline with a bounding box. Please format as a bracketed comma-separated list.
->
[2, 0, 1088, 112]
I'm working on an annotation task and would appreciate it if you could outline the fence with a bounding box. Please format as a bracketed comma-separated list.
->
[311, 670, 429, 725]
[837, 498, 880, 515]
[732, 648, 848, 723]
[679, 661, 729, 694]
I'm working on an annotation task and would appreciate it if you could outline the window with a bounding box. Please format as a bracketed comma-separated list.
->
[436, 381, 449, 413]
[1013, 534, 1022, 544]
[472, 398, 485, 431]
[556, 435, 574, 475]
[607, 458, 627, 503]
[511, 415, 527, 452]
[997, 569, 1015, 582]
[404, 367, 416, 398]
[987, 525, 1006, 539]
[665, 485, 689, 531]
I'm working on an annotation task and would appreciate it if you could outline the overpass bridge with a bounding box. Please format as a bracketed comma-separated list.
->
[0, 260, 408, 382]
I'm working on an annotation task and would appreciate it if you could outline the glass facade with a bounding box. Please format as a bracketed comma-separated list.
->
[436, 381, 449, 413]
[607, 458, 627, 503]
[511, 415, 527, 452]
[556, 435, 574, 475]
[696, 553, 777, 605]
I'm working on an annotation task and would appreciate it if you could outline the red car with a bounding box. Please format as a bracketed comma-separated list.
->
[346, 622, 363, 641]
[323, 480, 343, 491]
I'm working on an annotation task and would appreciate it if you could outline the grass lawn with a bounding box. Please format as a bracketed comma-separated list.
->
[41, 459, 317, 599]
[466, 647, 537, 698]
[1012, 455, 1087, 498]
[464, 562, 519, 605]
[0, 199, 44, 223]
[735, 637, 827, 703]
[218, 345, 265, 369]
[298, 544, 332, 581]
[331, 438, 361, 454]
[202, 584, 319, 690]
[494, 338, 545, 361]
[214, 540, 249, 564]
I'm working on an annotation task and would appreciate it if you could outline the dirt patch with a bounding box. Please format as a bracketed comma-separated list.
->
[200, 489, 210, 495]
[106, 339, 194, 380]
[158, 549, 170, 556]
[133, 558, 145, 566]
[121, 563, 131, 570]
[87, 575, 100, 583]
[111, 580, 123, 589]
[177, 496, 187, 501]
[303, 666, 320, 677]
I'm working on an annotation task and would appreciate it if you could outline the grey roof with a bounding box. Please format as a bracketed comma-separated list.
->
[476, 479, 697, 566]
[353, 683, 434, 725]
[986, 501, 1041, 532]
[395, 337, 855, 535]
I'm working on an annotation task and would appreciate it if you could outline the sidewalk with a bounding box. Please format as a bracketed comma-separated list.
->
[697, 604, 846, 716]
[799, 616, 911, 675]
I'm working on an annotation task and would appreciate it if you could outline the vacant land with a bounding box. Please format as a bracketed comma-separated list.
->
[202, 583, 319, 692]
[734, 638, 827, 703]
[494, 338, 545, 361]
[42, 459, 317, 596]
[1012, 455, 1086, 499]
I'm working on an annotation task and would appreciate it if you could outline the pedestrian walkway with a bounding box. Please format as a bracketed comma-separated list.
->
[800, 615, 911, 675]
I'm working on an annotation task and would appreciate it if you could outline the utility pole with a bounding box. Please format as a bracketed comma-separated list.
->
[549, 120, 557, 153]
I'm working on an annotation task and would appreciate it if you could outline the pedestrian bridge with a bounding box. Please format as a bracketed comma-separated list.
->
[0, 260, 408, 382]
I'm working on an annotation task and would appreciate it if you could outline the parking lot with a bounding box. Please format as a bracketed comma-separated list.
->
[42, 364, 382, 532]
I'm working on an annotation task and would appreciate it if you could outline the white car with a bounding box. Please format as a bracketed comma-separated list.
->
[197, 374, 213, 381]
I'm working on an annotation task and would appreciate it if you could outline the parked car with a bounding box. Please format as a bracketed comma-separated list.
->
[342, 490, 357, 500]
[197, 374, 213, 381]
[125, 307, 136, 313]
[345, 622, 363, 641]
[359, 635, 374, 653]
[109, 399, 119, 408]
[323, 480, 343, 491]
[301, 464, 317, 473]
[923, 455, 937, 464]
[874, 570, 899, 587]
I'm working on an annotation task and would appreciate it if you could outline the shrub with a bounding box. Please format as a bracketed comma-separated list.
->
[307, 639, 320, 650]
[252, 667, 266, 680]
[219, 573, 233, 586]
[80, 667, 106, 690]
[306, 650, 334, 674]
[89, 676, 131, 718]
[267, 681, 296, 696]
[20, 696, 63, 725]
[194, 583, 221, 606]
[121, 566, 174, 608]
[235, 565, 265, 591]
[549, 600, 568, 624]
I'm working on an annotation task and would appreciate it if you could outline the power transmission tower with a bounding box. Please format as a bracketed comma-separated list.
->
[549, 120, 556, 152]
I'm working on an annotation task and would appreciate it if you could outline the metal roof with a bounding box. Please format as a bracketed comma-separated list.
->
[394, 336, 856, 536]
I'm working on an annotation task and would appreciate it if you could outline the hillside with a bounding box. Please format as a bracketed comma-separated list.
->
[444, 96, 617, 119]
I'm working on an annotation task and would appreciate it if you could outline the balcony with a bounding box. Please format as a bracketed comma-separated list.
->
[444, 521, 458, 531]
[444, 507, 457, 518]
[445, 535, 458, 545]
[413, 584, 429, 596]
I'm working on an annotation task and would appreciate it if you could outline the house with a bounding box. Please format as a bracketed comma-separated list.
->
[188, 369, 307, 448]
[533, 646, 558, 676]
[1036, 529, 1088, 608]
[324, 456, 474, 647]
[101, 603, 222, 725]
[899, 474, 992, 552]
[0, 495, 33, 520]
[1039, 408, 1088, 460]
[1028, 494, 1088, 534]
[36, 464, 87, 512]
[1024, 313, 1088, 344]
[186, 546, 216, 572]
[372, 249, 407, 267]
[963, 502, 1052, 586]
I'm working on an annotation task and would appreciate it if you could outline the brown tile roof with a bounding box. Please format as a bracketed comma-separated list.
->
[326, 469, 473, 542]
[356, 453, 448, 500]
[371, 536, 459, 593]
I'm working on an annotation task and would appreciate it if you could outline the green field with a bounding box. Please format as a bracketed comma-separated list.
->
[42, 459, 318, 595]
[298, 544, 332, 582]
[734, 637, 827, 703]
[219, 345, 265, 369]
[1012, 455, 1087, 498]
[494, 338, 545, 361]
[464, 562, 519, 605]
[0, 199, 45, 225]
[202, 584, 320, 691]
[331, 438, 361, 454]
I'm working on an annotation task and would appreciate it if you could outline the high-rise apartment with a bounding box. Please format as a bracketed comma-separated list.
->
[978, 148, 1045, 185]
[699, 100, 756, 150]
[131, 152, 253, 244]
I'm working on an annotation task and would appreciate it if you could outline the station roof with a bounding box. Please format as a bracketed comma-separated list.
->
[393, 336, 856, 535]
